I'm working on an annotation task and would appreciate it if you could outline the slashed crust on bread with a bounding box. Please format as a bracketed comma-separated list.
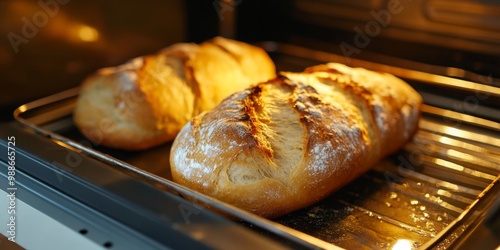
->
[73, 37, 276, 150]
[170, 63, 422, 218]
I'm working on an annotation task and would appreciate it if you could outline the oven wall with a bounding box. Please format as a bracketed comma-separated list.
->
[236, 0, 500, 77]
[0, 0, 195, 121]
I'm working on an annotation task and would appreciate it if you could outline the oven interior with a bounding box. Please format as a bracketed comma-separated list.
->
[1, 0, 500, 249]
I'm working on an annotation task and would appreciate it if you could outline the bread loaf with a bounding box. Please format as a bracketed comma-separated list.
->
[170, 63, 422, 218]
[73, 37, 276, 150]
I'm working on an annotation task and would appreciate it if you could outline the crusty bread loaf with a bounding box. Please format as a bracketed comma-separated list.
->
[169, 63, 422, 218]
[73, 37, 276, 150]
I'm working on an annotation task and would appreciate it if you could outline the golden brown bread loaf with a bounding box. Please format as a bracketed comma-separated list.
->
[170, 63, 423, 218]
[73, 37, 276, 150]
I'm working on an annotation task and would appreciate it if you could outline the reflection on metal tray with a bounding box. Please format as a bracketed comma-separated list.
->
[14, 43, 500, 250]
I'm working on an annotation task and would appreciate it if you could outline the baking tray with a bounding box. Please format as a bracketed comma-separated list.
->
[14, 42, 500, 249]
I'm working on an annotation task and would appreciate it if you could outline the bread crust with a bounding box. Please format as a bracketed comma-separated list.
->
[73, 37, 276, 150]
[170, 63, 422, 218]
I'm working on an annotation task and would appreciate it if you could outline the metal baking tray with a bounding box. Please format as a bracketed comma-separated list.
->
[14, 42, 500, 249]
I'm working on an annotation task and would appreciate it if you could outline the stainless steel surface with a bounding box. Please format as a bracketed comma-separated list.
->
[0, 189, 109, 250]
[293, 0, 500, 56]
[13, 43, 500, 249]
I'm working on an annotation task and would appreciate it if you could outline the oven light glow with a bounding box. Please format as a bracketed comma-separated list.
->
[77, 25, 99, 42]
[392, 239, 413, 250]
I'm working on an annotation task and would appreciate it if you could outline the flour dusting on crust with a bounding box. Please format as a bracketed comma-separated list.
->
[169, 62, 422, 218]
